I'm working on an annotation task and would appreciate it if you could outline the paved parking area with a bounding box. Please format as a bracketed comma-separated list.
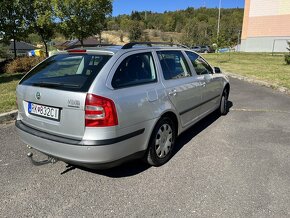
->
[1, 77, 290, 217]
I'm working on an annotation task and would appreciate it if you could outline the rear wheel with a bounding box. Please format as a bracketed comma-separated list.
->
[219, 88, 229, 115]
[146, 117, 176, 166]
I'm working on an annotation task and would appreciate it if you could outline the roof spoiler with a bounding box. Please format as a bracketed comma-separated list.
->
[65, 43, 115, 50]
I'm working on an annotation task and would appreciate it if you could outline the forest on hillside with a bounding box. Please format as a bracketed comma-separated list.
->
[107, 7, 244, 47]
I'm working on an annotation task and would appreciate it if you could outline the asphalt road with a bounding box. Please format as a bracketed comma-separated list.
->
[1, 78, 290, 217]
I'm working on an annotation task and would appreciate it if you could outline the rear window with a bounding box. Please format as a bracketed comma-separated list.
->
[20, 54, 111, 92]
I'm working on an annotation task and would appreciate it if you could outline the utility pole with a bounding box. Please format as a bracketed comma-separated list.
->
[217, 0, 222, 37]
[237, 30, 241, 51]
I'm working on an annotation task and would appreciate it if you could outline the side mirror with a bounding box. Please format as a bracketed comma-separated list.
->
[214, 67, 222, 74]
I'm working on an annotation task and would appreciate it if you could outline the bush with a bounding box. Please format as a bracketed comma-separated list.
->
[5, 56, 45, 74]
[286, 41, 290, 65]
[0, 43, 12, 60]
[285, 54, 290, 65]
[0, 59, 12, 74]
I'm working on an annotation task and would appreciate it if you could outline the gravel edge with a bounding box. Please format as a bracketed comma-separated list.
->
[0, 110, 18, 124]
[224, 72, 290, 95]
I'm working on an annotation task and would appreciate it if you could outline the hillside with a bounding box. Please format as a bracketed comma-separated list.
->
[102, 30, 182, 45]
[107, 7, 244, 46]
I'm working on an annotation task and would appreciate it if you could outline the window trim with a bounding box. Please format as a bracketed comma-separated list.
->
[199, 56, 214, 74]
[156, 50, 192, 81]
[110, 51, 158, 90]
[185, 51, 214, 76]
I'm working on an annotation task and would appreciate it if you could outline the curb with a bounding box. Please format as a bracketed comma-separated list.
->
[225, 72, 290, 95]
[0, 110, 18, 124]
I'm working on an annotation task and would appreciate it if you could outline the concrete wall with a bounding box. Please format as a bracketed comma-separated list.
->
[241, 0, 290, 52]
[241, 37, 290, 52]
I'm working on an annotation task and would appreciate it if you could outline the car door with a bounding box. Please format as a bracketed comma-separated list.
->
[185, 51, 222, 114]
[106, 51, 163, 130]
[156, 50, 204, 127]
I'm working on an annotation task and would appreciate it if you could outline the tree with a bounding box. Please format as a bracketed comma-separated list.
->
[26, 33, 42, 45]
[107, 20, 119, 31]
[53, 0, 112, 46]
[26, 0, 55, 57]
[131, 11, 142, 21]
[120, 17, 132, 32]
[128, 21, 143, 41]
[110, 7, 244, 47]
[0, 0, 28, 59]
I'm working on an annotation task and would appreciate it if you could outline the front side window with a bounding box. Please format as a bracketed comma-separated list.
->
[185, 51, 213, 75]
[157, 50, 191, 80]
[20, 54, 111, 92]
[112, 52, 157, 88]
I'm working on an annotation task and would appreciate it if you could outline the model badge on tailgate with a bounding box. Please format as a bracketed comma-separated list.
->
[68, 99, 80, 108]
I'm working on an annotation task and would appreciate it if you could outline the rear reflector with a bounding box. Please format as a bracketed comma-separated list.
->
[85, 94, 118, 127]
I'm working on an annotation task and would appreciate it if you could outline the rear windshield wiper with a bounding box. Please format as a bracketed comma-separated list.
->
[31, 81, 80, 88]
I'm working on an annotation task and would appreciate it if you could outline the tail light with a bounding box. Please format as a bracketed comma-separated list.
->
[85, 94, 118, 127]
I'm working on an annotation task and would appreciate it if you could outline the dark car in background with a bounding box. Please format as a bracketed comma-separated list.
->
[192, 45, 215, 53]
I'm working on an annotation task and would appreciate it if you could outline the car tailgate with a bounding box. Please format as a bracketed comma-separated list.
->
[17, 85, 86, 139]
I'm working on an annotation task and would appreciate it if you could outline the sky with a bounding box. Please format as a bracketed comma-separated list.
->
[113, 0, 245, 16]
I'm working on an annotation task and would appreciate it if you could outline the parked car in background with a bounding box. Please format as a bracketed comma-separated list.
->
[217, 47, 231, 53]
[192, 45, 215, 53]
[15, 42, 230, 169]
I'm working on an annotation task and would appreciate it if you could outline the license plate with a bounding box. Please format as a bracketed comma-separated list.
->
[28, 102, 60, 121]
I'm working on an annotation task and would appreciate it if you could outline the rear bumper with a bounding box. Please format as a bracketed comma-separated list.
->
[15, 120, 147, 168]
[15, 120, 145, 146]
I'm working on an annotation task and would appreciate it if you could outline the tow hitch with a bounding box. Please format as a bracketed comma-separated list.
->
[27, 146, 58, 166]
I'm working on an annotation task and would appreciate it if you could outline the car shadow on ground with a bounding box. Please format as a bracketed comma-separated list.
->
[63, 101, 233, 178]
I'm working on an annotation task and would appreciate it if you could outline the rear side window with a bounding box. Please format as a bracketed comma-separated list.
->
[185, 51, 213, 75]
[157, 50, 191, 80]
[20, 54, 111, 92]
[112, 52, 157, 89]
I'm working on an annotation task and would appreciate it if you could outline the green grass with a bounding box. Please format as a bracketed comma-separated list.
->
[0, 53, 290, 114]
[204, 53, 290, 89]
[0, 73, 23, 113]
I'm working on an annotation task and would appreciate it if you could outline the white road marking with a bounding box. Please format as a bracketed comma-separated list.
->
[231, 108, 290, 114]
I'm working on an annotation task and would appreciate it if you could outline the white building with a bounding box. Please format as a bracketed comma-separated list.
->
[241, 0, 290, 52]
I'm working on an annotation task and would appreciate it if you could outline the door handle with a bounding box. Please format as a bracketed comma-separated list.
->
[168, 89, 177, 96]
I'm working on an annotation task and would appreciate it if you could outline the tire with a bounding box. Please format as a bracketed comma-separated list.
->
[219, 88, 229, 115]
[146, 117, 176, 166]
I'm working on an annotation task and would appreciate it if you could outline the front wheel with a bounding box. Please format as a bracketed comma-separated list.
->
[146, 117, 176, 166]
[219, 88, 229, 115]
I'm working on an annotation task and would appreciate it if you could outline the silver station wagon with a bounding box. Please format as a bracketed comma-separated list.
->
[15, 42, 230, 169]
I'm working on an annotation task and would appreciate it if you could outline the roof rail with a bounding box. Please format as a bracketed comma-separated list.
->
[121, 42, 189, 49]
